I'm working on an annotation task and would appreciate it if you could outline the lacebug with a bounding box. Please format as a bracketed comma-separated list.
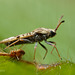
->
[0, 16, 65, 60]
[0, 49, 25, 60]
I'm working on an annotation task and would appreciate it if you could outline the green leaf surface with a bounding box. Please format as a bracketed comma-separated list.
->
[0, 57, 75, 75]
[0, 0, 75, 75]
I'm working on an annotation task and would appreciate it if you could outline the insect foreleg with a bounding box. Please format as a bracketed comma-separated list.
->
[34, 42, 37, 61]
[48, 41, 56, 54]
[45, 41, 62, 60]
[39, 42, 48, 60]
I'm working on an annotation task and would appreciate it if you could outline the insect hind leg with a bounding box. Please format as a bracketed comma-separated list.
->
[4, 38, 32, 50]
[4, 39, 20, 50]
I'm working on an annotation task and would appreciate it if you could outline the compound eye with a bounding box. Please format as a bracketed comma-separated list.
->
[50, 30, 54, 34]
[50, 30, 56, 37]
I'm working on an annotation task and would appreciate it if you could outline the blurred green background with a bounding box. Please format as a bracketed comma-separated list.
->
[0, 0, 75, 64]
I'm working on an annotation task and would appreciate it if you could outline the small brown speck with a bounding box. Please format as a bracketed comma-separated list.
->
[17, 36, 20, 38]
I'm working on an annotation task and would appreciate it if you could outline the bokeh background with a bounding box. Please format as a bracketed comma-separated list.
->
[0, 0, 75, 64]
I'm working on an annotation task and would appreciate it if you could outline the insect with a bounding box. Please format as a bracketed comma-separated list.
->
[0, 49, 25, 60]
[0, 16, 65, 60]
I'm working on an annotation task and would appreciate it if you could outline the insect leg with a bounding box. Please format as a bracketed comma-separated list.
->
[45, 41, 62, 60]
[34, 42, 37, 61]
[39, 42, 48, 60]
[4, 39, 32, 50]
[48, 41, 56, 54]
[4, 39, 20, 50]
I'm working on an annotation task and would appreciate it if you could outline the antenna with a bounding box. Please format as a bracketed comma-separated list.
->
[55, 15, 65, 32]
